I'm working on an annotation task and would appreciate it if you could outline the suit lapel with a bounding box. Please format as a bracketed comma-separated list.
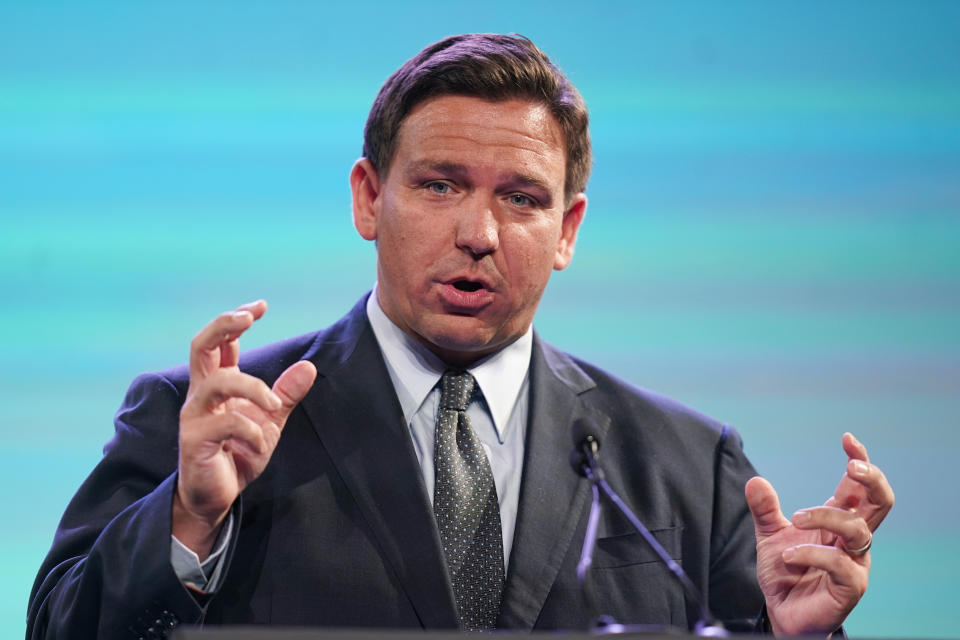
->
[497, 336, 610, 630]
[297, 299, 459, 629]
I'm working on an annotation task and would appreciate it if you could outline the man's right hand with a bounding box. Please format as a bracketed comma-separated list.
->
[173, 300, 317, 559]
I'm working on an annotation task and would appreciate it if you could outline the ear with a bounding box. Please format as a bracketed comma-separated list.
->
[351, 158, 382, 241]
[553, 193, 587, 270]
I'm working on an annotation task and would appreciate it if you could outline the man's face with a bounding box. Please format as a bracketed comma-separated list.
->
[351, 95, 586, 366]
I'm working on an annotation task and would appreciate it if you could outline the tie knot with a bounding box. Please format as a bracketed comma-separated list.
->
[440, 370, 475, 412]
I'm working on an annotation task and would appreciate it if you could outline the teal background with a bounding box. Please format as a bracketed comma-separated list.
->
[2, 1, 958, 637]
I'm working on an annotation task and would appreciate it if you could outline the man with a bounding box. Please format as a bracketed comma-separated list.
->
[28, 34, 893, 639]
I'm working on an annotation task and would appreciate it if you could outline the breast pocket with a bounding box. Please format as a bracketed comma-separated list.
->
[592, 526, 682, 569]
[587, 526, 687, 627]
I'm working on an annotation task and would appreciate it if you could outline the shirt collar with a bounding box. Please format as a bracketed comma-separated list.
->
[366, 285, 532, 441]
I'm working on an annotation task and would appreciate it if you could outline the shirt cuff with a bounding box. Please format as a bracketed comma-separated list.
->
[170, 511, 234, 593]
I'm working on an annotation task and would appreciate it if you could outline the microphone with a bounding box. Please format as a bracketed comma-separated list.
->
[569, 418, 728, 637]
[569, 417, 602, 479]
[570, 419, 604, 621]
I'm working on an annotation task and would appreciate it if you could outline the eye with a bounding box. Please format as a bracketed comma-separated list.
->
[426, 181, 452, 195]
[508, 193, 534, 207]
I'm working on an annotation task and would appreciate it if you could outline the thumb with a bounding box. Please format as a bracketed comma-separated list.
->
[745, 476, 790, 539]
[272, 360, 318, 421]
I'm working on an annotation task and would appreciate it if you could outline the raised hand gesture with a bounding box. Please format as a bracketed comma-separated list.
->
[173, 301, 317, 558]
[746, 433, 894, 636]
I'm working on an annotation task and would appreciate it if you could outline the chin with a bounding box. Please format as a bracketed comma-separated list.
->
[428, 331, 495, 354]
[419, 322, 501, 364]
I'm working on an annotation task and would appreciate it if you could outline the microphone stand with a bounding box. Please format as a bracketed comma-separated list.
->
[574, 435, 729, 637]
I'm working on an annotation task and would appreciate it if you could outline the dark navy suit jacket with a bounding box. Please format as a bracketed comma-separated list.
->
[28, 296, 763, 639]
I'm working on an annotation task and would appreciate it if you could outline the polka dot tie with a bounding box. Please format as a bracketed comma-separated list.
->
[433, 370, 505, 631]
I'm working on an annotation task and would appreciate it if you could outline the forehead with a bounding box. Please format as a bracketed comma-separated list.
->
[393, 96, 566, 185]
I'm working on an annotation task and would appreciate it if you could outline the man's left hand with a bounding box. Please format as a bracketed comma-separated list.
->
[745, 433, 894, 637]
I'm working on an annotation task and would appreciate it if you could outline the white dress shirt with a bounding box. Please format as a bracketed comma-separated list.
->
[366, 286, 531, 569]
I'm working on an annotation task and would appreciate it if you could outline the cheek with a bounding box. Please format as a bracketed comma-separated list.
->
[379, 201, 424, 256]
[504, 223, 562, 289]
[386, 193, 451, 245]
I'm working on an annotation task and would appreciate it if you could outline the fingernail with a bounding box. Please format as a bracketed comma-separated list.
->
[233, 310, 252, 321]
[793, 510, 811, 525]
[782, 547, 796, 562]
[851, 460, 869, 477]
[269, 393, 282, 410]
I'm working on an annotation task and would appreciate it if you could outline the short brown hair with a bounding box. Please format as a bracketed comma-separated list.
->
[363, 33, 591, 205]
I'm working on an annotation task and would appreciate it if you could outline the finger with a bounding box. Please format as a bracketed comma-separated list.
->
[819, 497, 842, 546]
[745, 476, 791, 538]
[182, 409, 269, 456]
[832, 432, 870, 509]
[189, 301, 268, 380]
[842, 432, 870, 463]
[782, 544, 869, 595]
[792, 506, 871, 552]
[271, 360, 318, 424]
[844, 458, 895, 530]
[184, 369, 282, 416]
[218, 301, 268, 368]
[846, 457, 894, 506]
[220, 339, 240, 369]
[832, 434, 895, 529]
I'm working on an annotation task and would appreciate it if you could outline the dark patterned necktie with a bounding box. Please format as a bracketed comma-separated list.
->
[433, 370, 505, 631]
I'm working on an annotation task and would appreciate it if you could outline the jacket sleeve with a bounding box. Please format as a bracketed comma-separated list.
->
[27, 372, 210, 640]
[706, 424, 766, 632]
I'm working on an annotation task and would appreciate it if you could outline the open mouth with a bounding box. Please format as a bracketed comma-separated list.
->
[440, 278, 493, 310]
[453, 280, 483, 292]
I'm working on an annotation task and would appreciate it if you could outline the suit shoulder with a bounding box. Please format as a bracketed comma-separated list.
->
[561, 350, 733, 444]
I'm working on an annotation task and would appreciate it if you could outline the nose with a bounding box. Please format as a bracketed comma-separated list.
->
[455, 200, 499, 259]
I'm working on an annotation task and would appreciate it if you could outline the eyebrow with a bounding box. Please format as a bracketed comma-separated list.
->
[404, 160, 469, 180]
[503, 174, 553, 202]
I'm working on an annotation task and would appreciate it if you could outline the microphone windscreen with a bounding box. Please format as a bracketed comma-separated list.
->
[571, 417, 601, 449]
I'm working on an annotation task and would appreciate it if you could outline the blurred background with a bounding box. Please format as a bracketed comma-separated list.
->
[2, 1, 958, 637]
